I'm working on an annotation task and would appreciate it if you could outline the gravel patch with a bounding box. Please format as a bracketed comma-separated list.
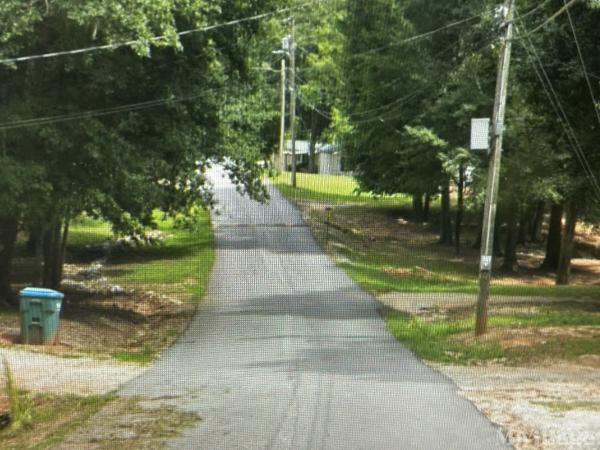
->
[433, 363, 600, 450]
[0, 347, 144, 396]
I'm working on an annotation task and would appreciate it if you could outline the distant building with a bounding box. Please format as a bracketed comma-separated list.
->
[282, 140, 342, 174]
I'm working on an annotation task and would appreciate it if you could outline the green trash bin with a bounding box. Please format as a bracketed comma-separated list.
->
[19, 287, 64, 345]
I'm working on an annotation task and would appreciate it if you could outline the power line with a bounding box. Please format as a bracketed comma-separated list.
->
[0, 87, 233, 131]
[516, 15, 600, 201]
[345, 10, 492, 61]
[517, 0, 552, 20]
[297, 41, 495, 128]
[517, 0, 578, 37]
[563, 0, 600, 129]
[0, 2, 319, 65]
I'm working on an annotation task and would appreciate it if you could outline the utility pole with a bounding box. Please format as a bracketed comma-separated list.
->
[278, 54, 287, 170]
[475, 0, 515, 336]
[288, 17, 297, 188]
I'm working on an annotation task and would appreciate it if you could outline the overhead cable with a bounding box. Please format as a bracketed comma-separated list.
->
[563, 0, 600, 129]
[0, 1, 318, 65]
[516, 15, 600, 201]
[0, 87, 231, 131]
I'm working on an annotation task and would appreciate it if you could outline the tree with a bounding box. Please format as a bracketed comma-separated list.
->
[0, 0, 279, 302]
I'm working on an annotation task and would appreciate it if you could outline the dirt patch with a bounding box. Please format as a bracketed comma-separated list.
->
[56, 397, 199, 450]
[576, 354, 600, 368]
[383, 266, 435, 278]
[453, 326, 600, 350]
[435, 363, 600, 450]
[0, 394, 7, 415]
[376, 292, 564, 316]
[0, 279, 195, 361]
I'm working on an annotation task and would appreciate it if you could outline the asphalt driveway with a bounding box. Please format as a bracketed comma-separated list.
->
[120, 167, 511, 450]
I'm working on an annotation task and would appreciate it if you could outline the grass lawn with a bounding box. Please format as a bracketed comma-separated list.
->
[105, 212, 214, 299]
[67, 216, 113, 249]
[272, 172, 412, 207]
[272, 171, 600, 299]
[386, 302, 600, 364]
[2, 209, 214, 364]
[273, 171, 600, 365]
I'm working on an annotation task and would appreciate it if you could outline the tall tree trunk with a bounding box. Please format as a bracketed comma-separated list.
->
[556, 202, 578, 285]
[529, 201, 545, 243]
[501, 206, 519, 272]
[542, 203, 563, 270]
[26, 229, 38, 256]
[57, 218, 70, 286]
[32, 224, 44, 286]
[517, 207, 529, 245]
[43, 218, 63, 290]
[454, 166, 465, 255]
[0, 217, 19, 307]
[423, 194, 431, 223]
[439, 180, 453, 245]
[308, 109, 319, 174]
[412, 193, 424, 220]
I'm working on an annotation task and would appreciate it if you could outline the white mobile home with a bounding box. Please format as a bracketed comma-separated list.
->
[282, 140, 342, 174]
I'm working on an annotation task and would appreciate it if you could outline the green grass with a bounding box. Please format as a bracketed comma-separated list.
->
[273, 171, 600, 299]
[0, 393, 111, 449]
[386, 305, 600, 365]
[3, 358, 33, 433]
[272, 172, 411, 207]
[104, 210, 214, 299]
[339, 257, 600, 298]
[111, 347, 155, 365]
[386, 312, 504, 363]
[68, 216, 113, 249]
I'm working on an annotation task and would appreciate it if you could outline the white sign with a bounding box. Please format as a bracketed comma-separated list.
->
[480, 255, 493, 271]
[471, 118, 490, 151]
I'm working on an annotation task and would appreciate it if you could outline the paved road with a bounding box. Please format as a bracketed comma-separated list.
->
[121, 167, 511, 450]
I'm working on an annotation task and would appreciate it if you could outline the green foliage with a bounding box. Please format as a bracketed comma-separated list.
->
[0, 1, 282, 296]
[3, 358, 33, 433]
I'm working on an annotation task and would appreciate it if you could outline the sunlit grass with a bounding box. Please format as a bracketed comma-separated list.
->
[106, 211, 214, 299]
[68, 216, 113, 249]
[272, 172, 412, 207]
[386, 305, 600, 365]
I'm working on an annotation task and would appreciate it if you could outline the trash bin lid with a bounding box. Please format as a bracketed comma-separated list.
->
[19, 287, 64, 299]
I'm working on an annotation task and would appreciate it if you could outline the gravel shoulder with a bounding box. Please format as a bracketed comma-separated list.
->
[433, 362, 600, 450]
[0, 347, 143, 396]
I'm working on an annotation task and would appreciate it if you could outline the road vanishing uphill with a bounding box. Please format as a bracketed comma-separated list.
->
[121, 167, 511, 450]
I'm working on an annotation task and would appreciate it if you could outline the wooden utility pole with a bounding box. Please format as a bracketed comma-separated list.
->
[278, 56, 287, 170]
[289, 17, 297, 188]
[475, 0, 515, 336]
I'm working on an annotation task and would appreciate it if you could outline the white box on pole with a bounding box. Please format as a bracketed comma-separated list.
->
[470, 118, 491, 151]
